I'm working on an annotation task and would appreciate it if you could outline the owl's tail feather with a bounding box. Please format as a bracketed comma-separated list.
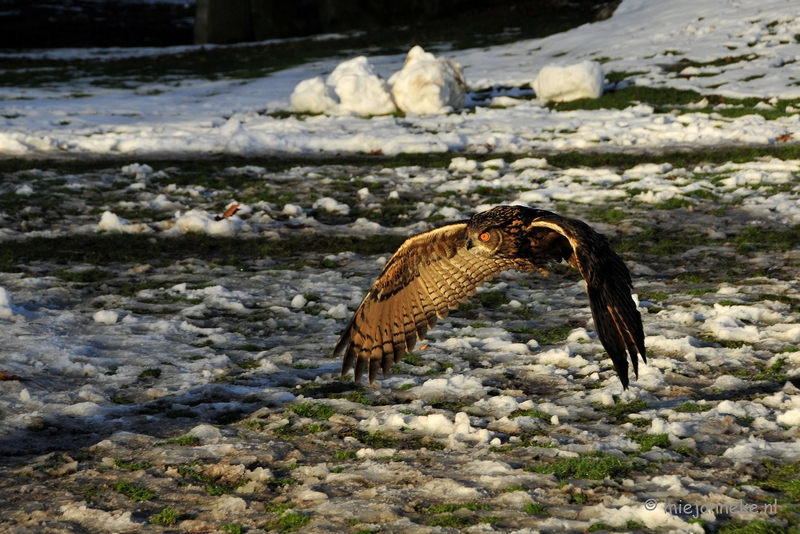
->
[584, 253, 646, 389]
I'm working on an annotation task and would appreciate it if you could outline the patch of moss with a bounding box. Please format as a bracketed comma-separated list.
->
[597, 399, 648, 418]
[506, 325, 572, 344]
[264, 511, 311, 532]
[674, 402, 711, 413]
[291, 402, 336, 420]
[112, 479, 155, 502]
[524, 502, 548, 515]
[626, 432, 670, 452]
[525, 453, 632, 480]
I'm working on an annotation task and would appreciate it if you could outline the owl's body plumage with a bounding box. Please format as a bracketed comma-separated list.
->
[334, 206, 646, 388]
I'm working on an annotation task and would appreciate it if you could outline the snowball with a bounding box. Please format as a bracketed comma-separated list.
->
[291, 294, 307, 309]
[532, 60, 604, 102]
[93, 310, 119, 324]
[290, 76, 337, 113]
[389, 46, 466, 114]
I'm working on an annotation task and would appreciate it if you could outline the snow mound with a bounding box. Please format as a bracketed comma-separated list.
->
[291, 56, 396, 116]
[723, 435, 800, 463]
[289, 77, 338, 114]
[533, 60, 604, 102]
[360, 410, 492, 450]
[168, 209, 244, 237]
[389, 46, 466, 114]
[0, 287, 19, 319]
[97, 211, 153, 234]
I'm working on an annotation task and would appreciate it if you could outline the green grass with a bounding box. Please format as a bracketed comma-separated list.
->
[548, 84, 800, 120]
[149, 507, 181, 526]
[138, 367, 162, 379]
[334, 450, 357, 461]
[687, 287, 718, 296]
[264, 503, 294, 514]
[524, 502, 548, 515]
[733, 226, 800, 254]
[221, 524, 243, 534]
[112, 479, 155, 502]
[755, 460, 800, 502]
[53, 268, 113, 283]
[611, 225, 712, 256]
[291, 402, 335, 420]
[753, 358, 789, 382]
[597, 399, 648, 418]
[402, 353, 424, 366]
[358, 431, 398, 449]
[0, 233, 407, 272]
[154, 434, 200, 447]
[525, 453, 632, 480]
[175, 463, 246, 495]
[478, 289, 509, 309]
[509, 409, 551, 420]
[114, 458, 151, 471]
[426, 515, 472, 527]
[264, 511, 311, 532]
[588, 207, 627, 224]
[627, 432, 670, 452]
[506, 325, 572, 344]
[420, 502, 491, 514]
[717, 520, 793, 534]
[674, 402, 711, 413]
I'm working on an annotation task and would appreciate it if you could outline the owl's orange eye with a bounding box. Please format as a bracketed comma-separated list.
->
[479, 232, 491, 242]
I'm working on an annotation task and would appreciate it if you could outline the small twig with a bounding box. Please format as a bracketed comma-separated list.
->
[0, 371, 47, 389]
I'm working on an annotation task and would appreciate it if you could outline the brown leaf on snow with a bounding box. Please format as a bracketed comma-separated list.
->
[777, 132, 793, 143]
[0, 371, 22, 381]
[214, 203, 240, 221]
[369, 149, 383, 156]
[1, 371, 46, 388]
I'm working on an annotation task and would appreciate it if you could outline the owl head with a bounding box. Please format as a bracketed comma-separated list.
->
[466, 205, 540, 258]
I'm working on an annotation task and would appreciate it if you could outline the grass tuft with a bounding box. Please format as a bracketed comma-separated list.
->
[112, 479, 155, 502]
[525, 453, 632, 480]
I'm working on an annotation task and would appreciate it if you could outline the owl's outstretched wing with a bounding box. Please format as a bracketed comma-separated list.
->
[334, 223, 533, 384]
[525, 212, 646, 388]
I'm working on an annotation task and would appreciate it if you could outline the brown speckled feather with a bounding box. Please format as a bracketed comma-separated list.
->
[334, 206, 646, 389]
[333, 223, 533, 383]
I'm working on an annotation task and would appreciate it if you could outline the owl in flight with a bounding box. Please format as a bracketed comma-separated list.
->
[334, 205, 646, 389]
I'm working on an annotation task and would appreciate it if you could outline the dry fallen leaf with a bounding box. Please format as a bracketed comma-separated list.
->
[0, 371, 22, 381]
[777, 132, 793, 143]
[419, 343, 429, 350]
[215, 203, 240, 221]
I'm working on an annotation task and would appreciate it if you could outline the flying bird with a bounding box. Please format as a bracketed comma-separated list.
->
[333, 206, 645, 388]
